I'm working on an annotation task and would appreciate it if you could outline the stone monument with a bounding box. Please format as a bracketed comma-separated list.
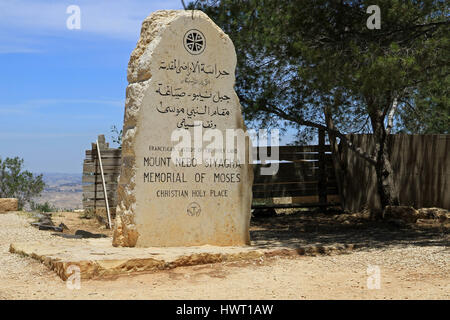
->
[113, 10, 253, 247]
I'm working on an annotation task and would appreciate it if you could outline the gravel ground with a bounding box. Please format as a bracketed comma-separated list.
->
[0, 211, 448, 300]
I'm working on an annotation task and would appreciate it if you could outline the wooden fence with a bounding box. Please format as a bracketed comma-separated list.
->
[82, 135, 120, 219]
[338, 134, 450, 211]
[82, 131, 340, 218]
[252, 129, 340, 208]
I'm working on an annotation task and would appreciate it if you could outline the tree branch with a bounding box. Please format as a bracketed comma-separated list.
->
[259, 104, 377, 165]
[386, 97, 399, 135]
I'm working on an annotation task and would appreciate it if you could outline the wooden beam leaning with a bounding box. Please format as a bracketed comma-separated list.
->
[96, 140, 112, 229]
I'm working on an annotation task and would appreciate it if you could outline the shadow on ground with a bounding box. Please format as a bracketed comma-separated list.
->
[249, 211, 449, 251]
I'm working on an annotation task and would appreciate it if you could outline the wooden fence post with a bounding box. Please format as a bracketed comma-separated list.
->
[318, 128, 327, 204]
[92, 142, 98, 213]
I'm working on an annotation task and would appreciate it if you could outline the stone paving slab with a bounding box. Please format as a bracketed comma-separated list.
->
[9, 238, 355, 280]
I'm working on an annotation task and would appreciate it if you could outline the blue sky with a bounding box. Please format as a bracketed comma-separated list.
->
[0, 0, 184, 173]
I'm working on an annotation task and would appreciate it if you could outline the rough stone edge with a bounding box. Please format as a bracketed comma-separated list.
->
[127, 10, 229, 83]
[112, 11, 182, 247]
[10, 243, 356, 280]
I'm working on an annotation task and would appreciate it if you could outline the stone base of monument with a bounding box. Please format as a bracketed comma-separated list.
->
[9, 239, 355, 280]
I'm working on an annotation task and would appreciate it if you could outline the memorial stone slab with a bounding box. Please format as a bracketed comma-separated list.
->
[113, 10, 253, 247]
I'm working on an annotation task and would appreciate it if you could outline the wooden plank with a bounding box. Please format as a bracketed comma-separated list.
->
[83, 167, 120, 174]
[83, 191, 117, 199]
[252, 189, 317, 198]
[85, 155, 121, 160]
[255, 174, 317, 184]
[254, 162, 334, 170]
[85, 155, 121, 161]
[83, 201, 117, 207]
[253, 163, 334, 180]
[252, 182, 338, 193]
[252, 195, 322, 204]
[253, 183, 318, 194]
[84, 158, 121, 166]
[256, 152, 332, 162]
[253, 168, 335, 184]
[253, 145, 331, 153]
[83, 200, 117, 206]
[83, 163, 121, 173]
[86, 149, 121, 157]
[253, 194, 342, 205]
[82, 174, 119, 183]
[292, 153, 333, 162]
[83, 200, 117, 207]
[255, 161, 318, 171]
[252, 187, 338, 198]
[252, 202, 339, 209]
[253, 180, 338, 188]
[82, 183, 118, 192]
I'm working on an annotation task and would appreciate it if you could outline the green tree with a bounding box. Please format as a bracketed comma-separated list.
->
[0, 157, 45, 210]
[192, 0, 449, 209]
[111, 125, 123, 149]
[397, 76, 450, 134]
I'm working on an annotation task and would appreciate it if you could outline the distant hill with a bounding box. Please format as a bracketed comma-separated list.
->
[40, 172, 82, 187]
[33, 172, 83, 210]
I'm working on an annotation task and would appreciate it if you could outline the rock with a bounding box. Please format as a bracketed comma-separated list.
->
[417, 207, 449, 221]
[438, 213, 449, 223]
[59, 222, 69, 231]
[113, 10, 253, 247]
[0, 198, 18, 213]
[383, 206, 419, 223]
[75, 230, 108, 239]
[40, 225, 63, 232]
[252, 208, 277, 218]
[359, 209, 371, 220]
[52, 233, 83, 239]
[29, 213, 68, 232]
[38, 213, 54, 226]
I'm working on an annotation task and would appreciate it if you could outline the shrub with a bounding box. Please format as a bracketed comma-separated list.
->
[30, 201, 55, 213]
[0, 157, 45, 210]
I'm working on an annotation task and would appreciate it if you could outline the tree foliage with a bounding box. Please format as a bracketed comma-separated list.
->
[397, 75, 450, 133]
[0, 157, 45, 210]
[192, 0, 448, 135]
[111, 125, 123, 149]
